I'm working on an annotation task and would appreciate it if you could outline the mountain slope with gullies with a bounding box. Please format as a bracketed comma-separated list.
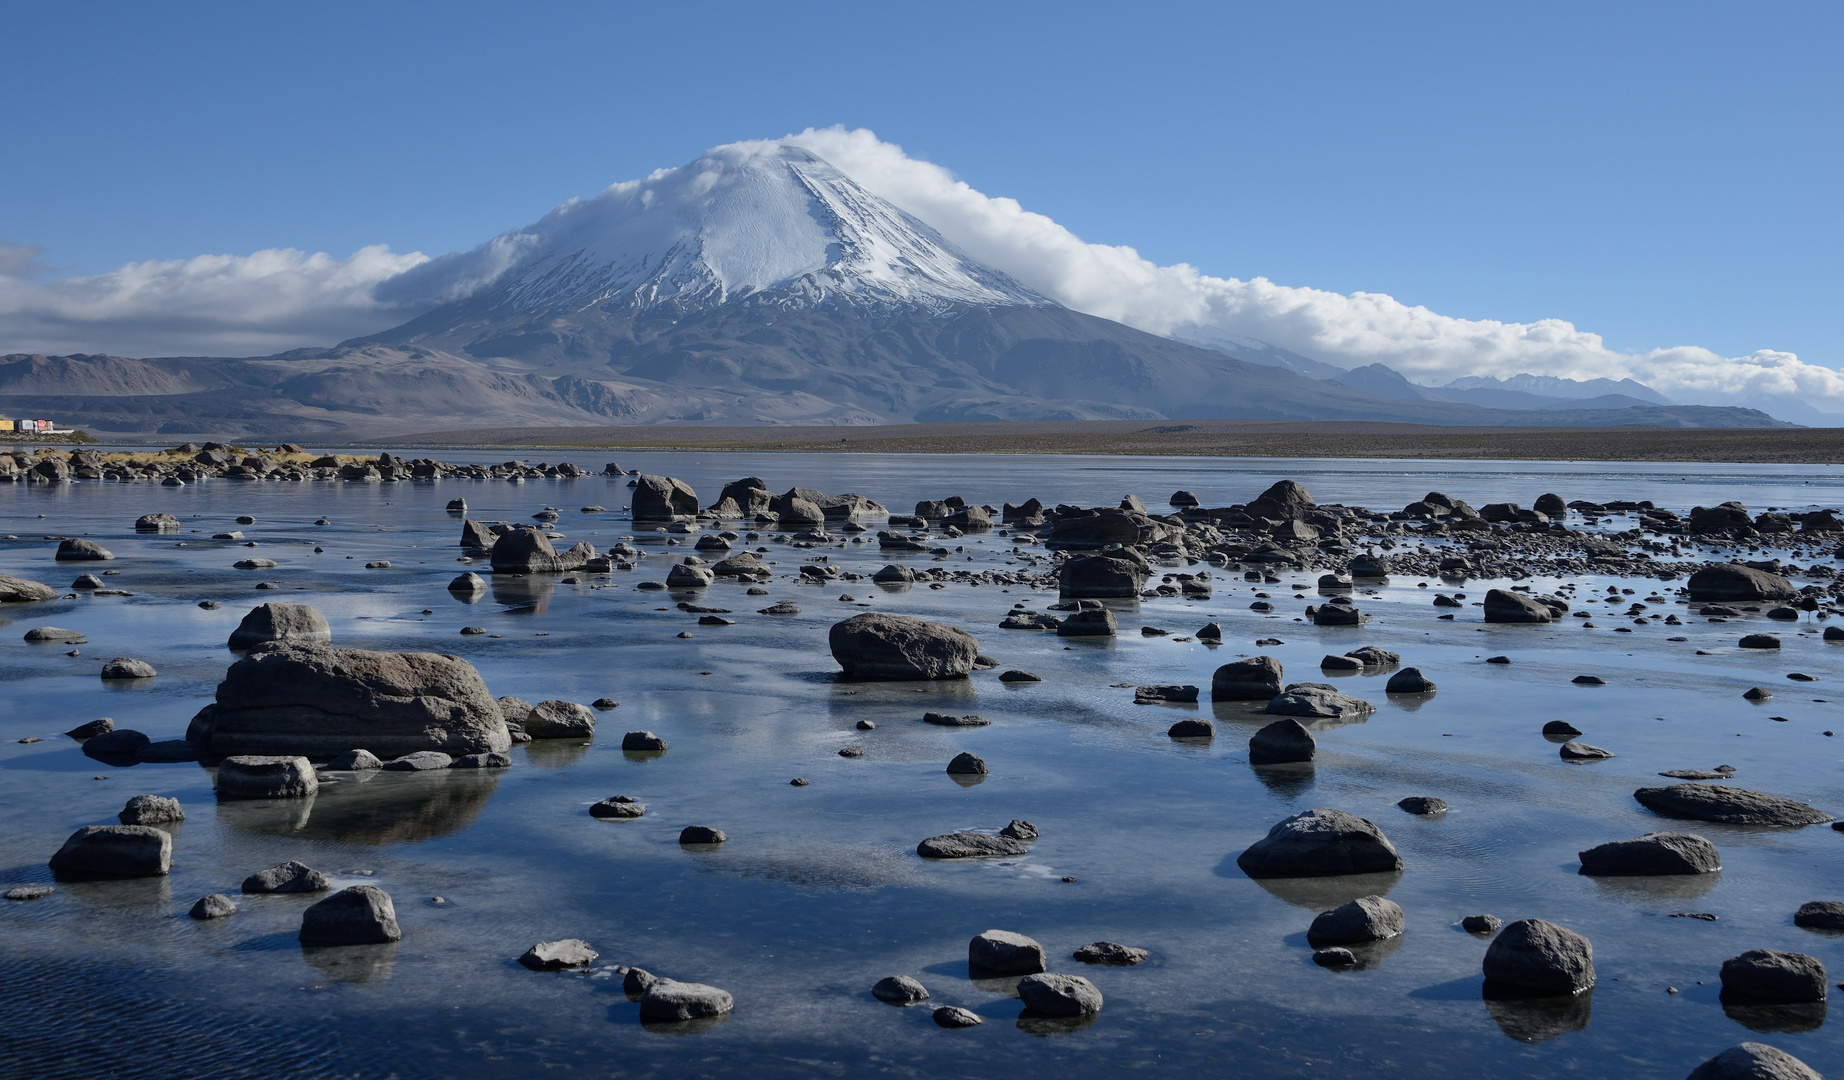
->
[0, 140, 1797, 436]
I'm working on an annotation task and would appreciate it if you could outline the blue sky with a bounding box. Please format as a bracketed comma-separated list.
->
[1, 1, 1839, 380]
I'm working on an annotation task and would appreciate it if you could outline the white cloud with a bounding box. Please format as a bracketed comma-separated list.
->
[3, 127, 1840, 418]
[0, 244, 428, 357]
[782, 126, 1844, 415]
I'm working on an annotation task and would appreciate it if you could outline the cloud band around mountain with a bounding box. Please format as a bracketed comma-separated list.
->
[1, 129, 1838, 417]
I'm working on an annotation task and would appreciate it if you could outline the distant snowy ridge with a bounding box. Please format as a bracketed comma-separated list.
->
[383, 144, 1047, 318]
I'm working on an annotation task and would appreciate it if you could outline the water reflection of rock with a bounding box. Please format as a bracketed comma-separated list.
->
[1209, 700, 1369, 735]
[1250, 871, 1402, 911]
[1250, 759, 1316, 796]
[968, 971, 1025, 997]
[490, 576, 555, 614]
[639, 1013, 730, 1036]
[59, 875, 172, 909]
[947, 771, 987, 788]
[527, 740, 594, 769]
[218, 770, 502, 844]
[1017, 1012, 1098, 1037]
[1482, 985, 1593, 1043]
[1585, 871, 1721, 903]
[1721, 999, 1826, 1033]
[303, 942, 397, 983]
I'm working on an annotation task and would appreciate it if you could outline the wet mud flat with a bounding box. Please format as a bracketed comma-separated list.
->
[1, 451, 1842, 1080]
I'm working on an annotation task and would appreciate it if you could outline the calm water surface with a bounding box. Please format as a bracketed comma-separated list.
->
[2, 453, 1841, 1080]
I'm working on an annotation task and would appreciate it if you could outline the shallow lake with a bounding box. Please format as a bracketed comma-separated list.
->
[2, 451, 1841, 1079]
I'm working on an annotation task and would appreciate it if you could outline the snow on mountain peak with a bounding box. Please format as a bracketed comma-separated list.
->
[390, 142, 1047, 316]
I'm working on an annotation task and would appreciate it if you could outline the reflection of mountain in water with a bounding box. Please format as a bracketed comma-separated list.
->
[217, 770, 502, 845]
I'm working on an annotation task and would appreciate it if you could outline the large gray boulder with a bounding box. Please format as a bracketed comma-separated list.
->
[459, 519, 499, 553]
[519, 939, 599, 971]
[1237, 808, 1403, 878]
[489, 527, 592, 573]
[228, 602, 332, 650]
[638, 979, 734, 1021]
[193, 644, 509, 757]
[1249, 718, 1316, 764]
[1794, 901, 1844, 930]
[1633, 785, 1832, 827]
[1308, 895, 1405, 943]
[1059, 552, 1150, 599]
[632, 475, 699, 520]
[1482, 919, 1595, 994]
[48, 825, 171, 878]
[1056, 606, 1117, 637]
[117, 794, 184, 825]
[1720, 950, 1828, 1003]
[1484, 589, 1554, 623]
[1688, 563, 1797, 602]
[1246, 479, 1314, 520]
[56, 538, 114, 561]
[1687, 1043, 1823, 1080]
[665, 563, 714, 588]
[829, 613, 978, 680]
[1017, 973, 1103, 1016]
[135, 513, 181, 533]
[0, 574, 58, 603]
[969, 929, 1046, 975]
[299, 885, 400, 945]
[1212, 656, 1284, 700]
[1578, 832, 1721, 876]
[1265, 683, 1374, 720]
[216, 755, 318, 799]
[523, 700, 595, 739]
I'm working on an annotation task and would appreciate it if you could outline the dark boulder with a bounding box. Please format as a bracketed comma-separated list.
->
[1482, 919, 1595, 994]
[196, 644, 508, 757]
[1385, 668, 1436, 694]
[1577, 832, 1721, 875]
[1688, 563, 1797, 602]
[1017, 973, 1103, 1016]
[917, 833, 1028, 859]
[1484, 589, 1554, 623]
[829, 613, 979, 680]
[1719, 950, 1827, 1003]
[1686, 1043, 1823, 1080]
[1212, 656, 1284, 700]
[1634, 785, 1832, 827]
[227, 602, 331, 650]
[1308, 895, 1404, 943]
[1249, 718, 1316, 764]
[215, 755, 317, 799]
[1236, 808, 1403, 878]
[1056, 606, 1118, 637]
[632, 475, 699, 520]
[299, 885, 401, 945]
[969, 929, 1046, 975]
[49, 825, 171, 879]
[1059, 551, 1150, 599]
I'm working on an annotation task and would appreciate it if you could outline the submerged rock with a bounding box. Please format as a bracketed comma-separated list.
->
[1017, 973, 1103, 1016]
[1686, 1043, 1823, 1080]
[519, 939, 599, 971]
[326, 749, 383, 771]
[1212, 656, 1284, 700]
[189, 894, 237, 920]
[382, 751, 453, 771]
[1634, 785, 1832, 827]
[829, 613, 979, 680]
[1719, 950, 1828, 1003]
[99, 657, 157, 680]
[916, 833, 1027, 859]
[1397, 796, 1448, 816]
[969, 929, 1046, 975]
[1577, 832, 1721, 876]
[215, 755, 317, 800]
[48, 825, 171, 879]
[523, 700, 596, 739]
[1073, 941, 1148, 965]
[871, 975, 930, 1004]
[227, 602, 332, 650]
[299, 885, 400, 945]
[1560, 741, 1615, 761]
[242, 860, 330, 894]
[934, 1006, 983, 1028]
[195, 644, 508, 758]
[1265, 683, 1374, 720]
[590, 796, 645, 819]
[1308, 895, 1405, 944]
[1236, 808, 1403, 878]
[1462, 914, 1503, 935]
[117, 794, 183, 825]
[1249, 718, 1316, 764]
[1482, 919, 1594, 994]
[638, 979, 734, 1022]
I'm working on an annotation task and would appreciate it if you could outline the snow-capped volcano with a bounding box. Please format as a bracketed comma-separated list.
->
[388, 143, 1046, 318]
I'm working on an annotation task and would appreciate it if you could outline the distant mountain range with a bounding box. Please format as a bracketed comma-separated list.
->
[0, 144, 1797, 437]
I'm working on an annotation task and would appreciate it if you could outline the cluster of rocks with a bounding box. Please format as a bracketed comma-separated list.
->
[0, 445, 617, 484]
